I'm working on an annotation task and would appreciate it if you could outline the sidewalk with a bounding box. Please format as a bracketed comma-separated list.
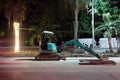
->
[92, 48, 118, 53]
[0, 57, 120, 64]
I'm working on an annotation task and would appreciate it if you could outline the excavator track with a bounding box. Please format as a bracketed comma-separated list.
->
[35, 53, 61, 61]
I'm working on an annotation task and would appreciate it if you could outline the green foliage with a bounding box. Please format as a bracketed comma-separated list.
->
[93, 0, 120, 20]
[94, 0, 120, 37]
[94, 0, 120, 52]
[95, 18, 120, 37]
[78, 11, 91, 34]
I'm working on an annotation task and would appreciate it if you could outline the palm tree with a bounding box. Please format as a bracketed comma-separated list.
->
[95, 12, 120, 53]
[0, 0, 13, 31]
[12, 0, 28, 27]
[64, 0, 90, 40]
[1, 0, 28, 31]
[94, 0, 120, 53]
[1, 0, 28, 52]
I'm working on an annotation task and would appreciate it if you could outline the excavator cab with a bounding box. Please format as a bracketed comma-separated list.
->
[35, 31, 66, 61]
[41, 31, 57, 51]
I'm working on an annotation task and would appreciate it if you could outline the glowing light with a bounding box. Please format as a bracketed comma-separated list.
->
[14, 22, 20, 52]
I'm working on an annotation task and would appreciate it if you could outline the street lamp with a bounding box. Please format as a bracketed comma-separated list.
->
[92, 0, 95, 49]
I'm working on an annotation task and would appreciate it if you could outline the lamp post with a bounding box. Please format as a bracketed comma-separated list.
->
[92, 0, 95, 49]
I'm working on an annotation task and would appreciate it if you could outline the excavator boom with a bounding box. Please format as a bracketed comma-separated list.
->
[65, 40, 100, 59]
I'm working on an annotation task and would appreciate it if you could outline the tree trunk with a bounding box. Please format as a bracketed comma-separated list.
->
[108, 37, 114, 53]
[8, 18, 11, 31]
[74, 21, 79, 40]
[74, 7, 79, 40]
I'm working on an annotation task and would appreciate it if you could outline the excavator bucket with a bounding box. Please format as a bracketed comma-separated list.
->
[79, 55, 116, 65]
[79, 59, 116, 65]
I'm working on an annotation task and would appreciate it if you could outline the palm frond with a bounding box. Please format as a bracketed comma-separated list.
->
[68, 0, 90, 10]
[103, 30, 112, 38]
[95, 25, 107, 32]
[111, 19, 120, 25]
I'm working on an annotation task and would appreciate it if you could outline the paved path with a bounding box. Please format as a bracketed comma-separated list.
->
[0, 57, 120, 80]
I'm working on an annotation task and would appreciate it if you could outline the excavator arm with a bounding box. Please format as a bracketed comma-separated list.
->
[64, 39, 101, 59]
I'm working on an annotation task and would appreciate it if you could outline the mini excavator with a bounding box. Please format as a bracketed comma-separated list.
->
[35, 31, 116, 65]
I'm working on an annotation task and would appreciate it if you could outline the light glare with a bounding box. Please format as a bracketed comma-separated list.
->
[14, 22, 20, 52]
